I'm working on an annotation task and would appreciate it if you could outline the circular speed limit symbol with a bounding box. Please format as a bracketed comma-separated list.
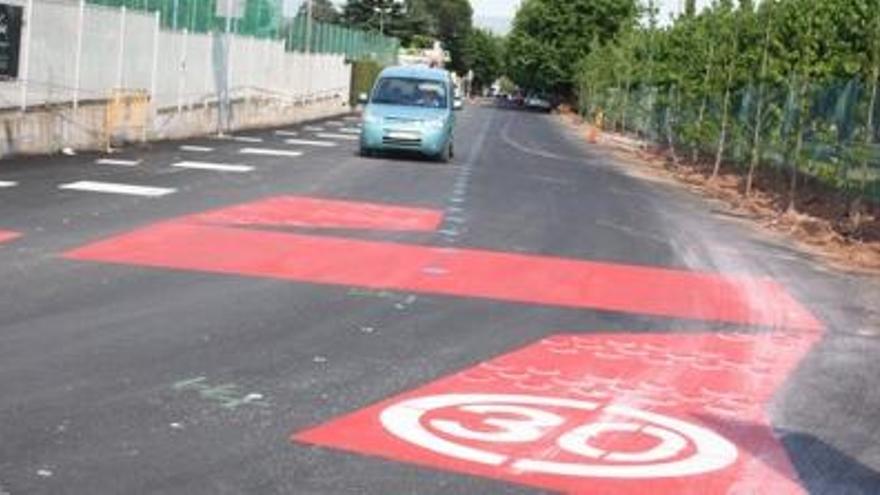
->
[380, 394, 738, 479]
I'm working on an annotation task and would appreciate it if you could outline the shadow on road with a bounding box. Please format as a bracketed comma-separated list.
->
[781, 431, 880, 495]
[698, 414, 880, 494]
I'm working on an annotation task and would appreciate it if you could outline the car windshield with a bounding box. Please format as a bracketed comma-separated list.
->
[371, 77, 448, 109]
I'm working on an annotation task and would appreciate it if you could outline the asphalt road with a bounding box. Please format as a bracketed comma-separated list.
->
[1, 103, 879, 494]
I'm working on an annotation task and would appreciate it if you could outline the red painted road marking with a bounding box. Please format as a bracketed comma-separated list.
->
[0, 230, 21, 244]
[295, 331, 820, 494]
[62, 196, 825, 492]
[66, 219, 820, 330]
[186, 196, 444, 232]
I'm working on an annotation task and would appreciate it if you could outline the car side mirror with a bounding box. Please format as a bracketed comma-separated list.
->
[358, 93, 369, 104]
[453, 98, 463, 111]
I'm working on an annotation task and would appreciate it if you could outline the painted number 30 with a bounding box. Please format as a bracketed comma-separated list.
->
[380, 394, 738, 479]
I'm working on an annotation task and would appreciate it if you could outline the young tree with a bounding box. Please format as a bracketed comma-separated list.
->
[709, 0, 741, 180]
[745, 0, 776, 196]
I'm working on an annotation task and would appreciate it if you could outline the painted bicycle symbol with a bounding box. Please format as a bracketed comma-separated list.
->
[380, 393, 738, 479]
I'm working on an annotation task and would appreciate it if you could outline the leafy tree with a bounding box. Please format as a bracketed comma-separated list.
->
[342, 0, 406, 37]
[507, 0, 639, 95]
[300, 0, 340, 23]
[467, 28, 504, 91]
[432, 0, 474, 73]
[341, 0, 474, 72]
[573, 0, 880, 210]
[398, 0, 437, 47]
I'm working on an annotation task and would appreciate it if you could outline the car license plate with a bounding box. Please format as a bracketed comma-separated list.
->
[388, 131, 419, 140]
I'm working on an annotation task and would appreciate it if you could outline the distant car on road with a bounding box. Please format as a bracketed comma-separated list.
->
[525, 93, 554, 112]
[509, 91, 526, 107]
[359, 65, 459, 162]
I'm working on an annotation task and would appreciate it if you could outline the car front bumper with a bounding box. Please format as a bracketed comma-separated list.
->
[361, 123, 450, 156]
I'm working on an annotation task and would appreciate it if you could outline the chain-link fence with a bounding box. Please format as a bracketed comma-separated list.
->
[85, 0, 399, 64]
[582, 77, 880, 204]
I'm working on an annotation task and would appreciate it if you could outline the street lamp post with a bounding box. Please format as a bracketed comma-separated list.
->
[305, 0, 314, 53]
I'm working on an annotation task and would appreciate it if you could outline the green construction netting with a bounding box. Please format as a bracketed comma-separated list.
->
[581, 77, 880, 203]
[86, 0, 399, 64]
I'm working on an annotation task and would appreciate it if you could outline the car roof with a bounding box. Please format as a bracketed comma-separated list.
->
[379, 65, 450, 83]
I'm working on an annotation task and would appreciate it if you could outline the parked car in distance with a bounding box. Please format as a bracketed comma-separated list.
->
[359, 65, 458, 162]
[525, 92, 554, 112]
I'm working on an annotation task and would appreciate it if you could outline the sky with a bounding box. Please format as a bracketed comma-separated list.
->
[326, 1, 710, 34]
[471, 0, 710, 33]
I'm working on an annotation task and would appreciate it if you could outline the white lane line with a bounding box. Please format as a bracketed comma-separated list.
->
[316, 133, 359, 141]
[173, 161, 254, 173]
[96, 158, 141, 166]
[180, 145, 214, 152]
[239, 148, 304, 158]
[232, 136, 264, 143]
[0, 180, 18, 188]
[274, 130, 300, 137]
[304, 126, 325, 132]
[59, 181, 176, 197]
[326, 121, 344, 127]
[284, 139, 337, 148]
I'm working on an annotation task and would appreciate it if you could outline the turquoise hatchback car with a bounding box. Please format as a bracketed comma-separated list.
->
[359, 66, 459, 162]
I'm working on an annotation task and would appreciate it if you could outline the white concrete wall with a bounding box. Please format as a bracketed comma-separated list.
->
[0, 0, 353, 159]
[0, 1, 351, 112]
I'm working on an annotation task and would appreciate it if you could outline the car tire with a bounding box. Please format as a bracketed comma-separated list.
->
[360, 147, 373, 158]
[436, 142, 452, 163]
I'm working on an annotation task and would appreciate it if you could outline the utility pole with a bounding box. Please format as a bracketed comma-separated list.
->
[305, 0, 314, 53]
[219, 0, 234, 135]
[305, 0, 314, 99]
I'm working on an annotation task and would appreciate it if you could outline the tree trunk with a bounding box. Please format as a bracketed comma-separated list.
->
[788, 78, 810, 213]
[612, 80, 623, 131]
[621, 75, 632, 133]
[692, 45, 715, 164]
[666, 85, 680, 167]
[745, 92, 765, 197]
[851, 67, 878, 227]
[746, 15, 773, 197]
[693, 97, 707, 164]
[712, 85, 731, 180]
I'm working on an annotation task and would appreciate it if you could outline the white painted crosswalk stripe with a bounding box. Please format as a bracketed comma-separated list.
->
[343, 116, 360, 122]
[239, 148, 304, 158]
[96, 158, 141, 166]
[284, 139, 337, 148]
[304, 126, 325, 132]
[326, 121, 344, 127]
[232, 136, 264, 143]
[317, 133, 359, 141]
[339, 127, 361, 134]
[274, 130, 299, 137]
[59, 181, 175, 197]
[0, 180, 18, 188]
[180, 145, 214, 152]
[173, 161, 254, 173]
